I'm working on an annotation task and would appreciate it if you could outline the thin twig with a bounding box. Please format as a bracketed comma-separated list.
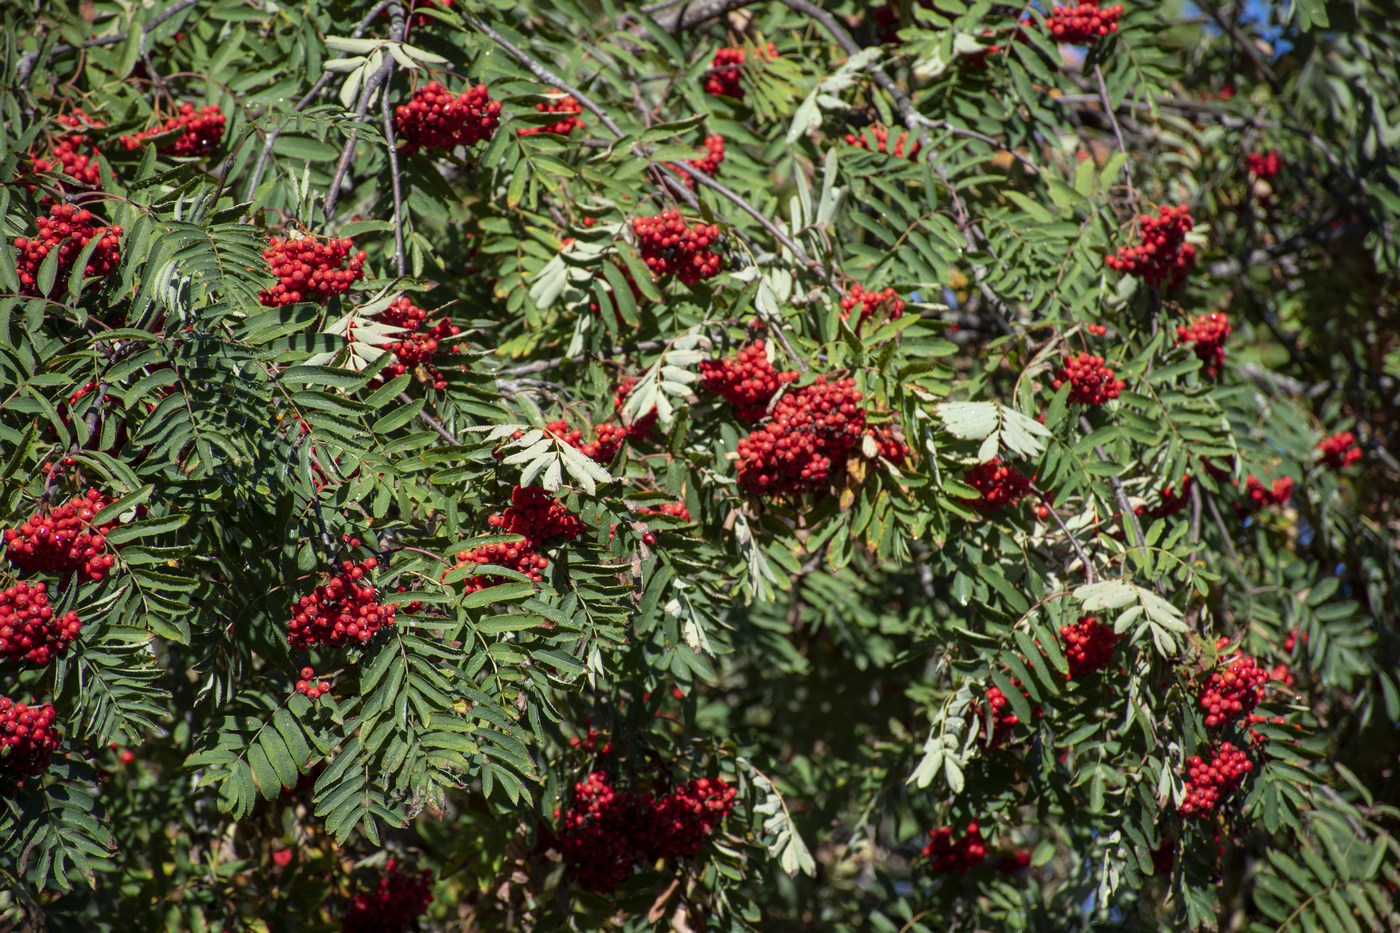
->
[1031, 483, 1098, 584]
[324, 3, 406, 222]
[1092, 63, 1139, 209]
[382, 82, 407, 276]
[402, 392, 460, 444]
[16, 0, 201, 84]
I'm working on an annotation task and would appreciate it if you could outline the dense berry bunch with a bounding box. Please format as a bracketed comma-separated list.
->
[1105, 205, 1196, 288]
[14, 204, 123, 297]
[1237, 475, 1293, 515]
[1045, 1, 1123, 43]
[373, 297, 461, 390]
[453, 487, 582, 593]
[699, 341, 798, 422]
[839, 283, 905, 331]
[119, 102, 226, 157]
[28, 112, 104, 190]
[1176, 311, 1232, 377]
[614, 376, 659, 440]
[394, 82, 501, 153]
[0, 582, 81, 665]
[963, 458, 1032, 512]
[703, 44, 776, 99]
[1060, 615, 1119, 679]
[1052, 352, 1125, 405]
[1180, 742, 1252, 817]
[630, 212, 723, 285]
[259, 236, 365, 307]
[1247, 150, 1281, 178]
[288, 558, 395, 648]
[1317, 431, 1361, 471]
[670, 134, 727, 187]
[1199, 648, 1271, 728]
[454, 540, 551, 591]
[341, 859, 434, 933]
[517, 89, 584, 136]
[547, 418, 626, 463]
[981, 684, 1028, 746]
[4, 489, 117, 583]
[295, 667, 331, 701]
[1138, 474, 1193, 520]
[639, 501, 692, 523]
[0, 698, 60, 784]
[734, 377, 866, 495]
[867, 425, 910, 466]
[844, 125, 921, 160]
[558, 771, 735, 892]
[922, 822, 988, 874]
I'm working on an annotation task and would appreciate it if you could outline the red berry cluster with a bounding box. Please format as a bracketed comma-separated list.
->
[394, 82, 501, 153]
[453, 487, 582, 593]
[0, 582, 81, 665]
[373, 297, 461, 390]
[1180, 741, 1252, 818]
[1176, 311, 1231, 377]
[547, 418, 626, 463]
[637, 501, 692, 545]
[1246, 150, 1281, 179]
[922, 822, 988, 874]
[288, 558, 395, 649]
[4, 489, 117, 583]
[630, 212, 723, 286]
[1237, 474, 1293, 516]
[1137, 473, 1193, 520]
[518, 89, 585, 137]
[839, 283, 905, 331]
[1199, 647, 1270, 728]
[844, 125, 921, 160]
[1052, 352, 1125, 406]
[962, 458, 1032, 513]
[558, 771, 736, 892]
[1105, 204, 1196, 289]
[735, 376, 866, 496]
[259, 236, 366, 307]
[1317, 431, 1361, 471]
[295, 667, 332, 701]
[1086, 323, 1108, 336]
[867, 425, 910, 466]
[119, 102, 226, 157]
[981, 684, 1032, 746]
[0, 697, 60, 787]
[1045, 1, 1123, 43]
[703, 44, 777, 99]
[699, 340, 798, 423]
[28, 111, 105, 191]
[670, 134, 727, 188]
[614, 377, 659, 441]
[1060, 614, 1119, 679]
[341, 859, 434, 933]
[14, 204, 123, 297]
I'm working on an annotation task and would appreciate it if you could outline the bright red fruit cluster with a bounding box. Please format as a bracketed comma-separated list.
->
[453, 486, 582, 593]
[844, 125, 921, 160]
[671, 134, 727, 187]
[1060, 615, 1119, 679]
[558, 771, 736, 892]
[703, 44, 777, 99]
[374, 297, 461, 390]
[295, 667, 332, 701]
[631, 212, 723, 285]
[0, 698, 61, 786]
[119, 102, 226, 157]
[699, 340, 798, 423]
[259, 236, 366, 307]
[981, 684, 1031, 746]
[922, 822, 988, 874]
[288, 558, 395, 648]
[1237, 475, 1293, 515]
[1045, 1, 1123, 43]
[839, 283, 905, 331]
[1138, 474, 1193, 520]
[1053, 352, 1125, 405]
[341, 859, 434, 933]
[1246, 150, 1281, 178]
[14, 204, 123, 297]
[613, 376, 659, 441]
[735, 376, 866, 495]
[1199, 646, 1270, 728]
[0, 582, 81, 665]
[4, 489, 117, 583]
[517, 89, 584, 137]
[29, 112, 104, 190]
[1176, 311, 1231, 377]
[1106, 204, 1196, 289]
[1180, 741, 1252, 817]
[963, 458, 1032, 512]
[547, 418, 627, 463]
[867, 425, 910, 466]
[638, 501, 692, 545]
[1317, 431, 1361, 471]
[394, 82, 501, 153]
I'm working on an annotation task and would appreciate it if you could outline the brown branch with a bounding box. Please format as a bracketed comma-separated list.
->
[16, 0, 201, 84]
[1031, 482, 1099, 584]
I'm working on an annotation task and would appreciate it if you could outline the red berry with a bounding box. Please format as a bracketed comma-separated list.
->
[1176, 312, 1231, 377]
[1044, 1, 1123, 44]
[734, 376, 867, 496]
[0, 581, 82, 665]
[838, 283, 905, 333]
[394, 81, 501, 153]
[844, 124, 921, 160]
[921, 822, 989, 874]
[1180, 741, 1252, 817]
[13, 203, 122, 297]
[341, 860, 434, 933]
[118, 102, 226, 157]
[1316, 431, 1361, 471]
[1106, 204, 1196, 289]
[518, 89, 585, 137]
[703, 44, 777, 100]
[3, 489, 119, 583]
[1059, 614, 1119, 679]
[0, 697, 61, 788]
[1051, 352, 1125, 406]
[630, 212, 723, 286]
[962, 458, 1032, 513]
[259, 236, 366, 307]
[288, 559, 395, 648]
